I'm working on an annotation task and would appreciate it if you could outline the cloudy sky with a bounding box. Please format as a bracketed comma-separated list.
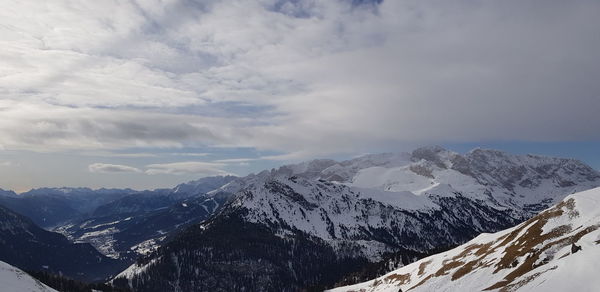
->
[1, 0, 599, 192]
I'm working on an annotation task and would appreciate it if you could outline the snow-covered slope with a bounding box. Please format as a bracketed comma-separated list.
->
[112, 147, 600, 291]
[210, 146, 599, 216]
[201, 147, 599, 257]
[330, 187, 600, 292]
[112, 175, 522, 291]
[0, 261, 56, 292]
[222, 175, 515, 256]
[170, 175, 237, 200]
[318, 146, 598, 213]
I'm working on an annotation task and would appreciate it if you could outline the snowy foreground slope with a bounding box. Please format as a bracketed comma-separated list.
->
[330, 187, 600, 292]
[0, 261, 56, 292]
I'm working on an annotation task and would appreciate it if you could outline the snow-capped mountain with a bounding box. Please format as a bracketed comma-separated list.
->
[206, 146, 599, 252]
[207, 146, 598, 215]
[0, 188, 17, 197]
[112, 147, 600, 291]
[275, 146, 598, 214]
[223, 175, 518, 255]
[330, 186, 600, 292]
[170, 175, 237, 200]
[0, 260, 56, 292]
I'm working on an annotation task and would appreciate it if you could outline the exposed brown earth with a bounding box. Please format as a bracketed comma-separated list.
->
[368, 272, 411, 289]
[499, 266, 558, 292]
[344, 196, 599, 292]
[407, 198, 597, 291]
[383, 273, 411, 286]
[486, 199, 598, 290]
[417, 260, 431, 276]
[407, 274, 433, 291]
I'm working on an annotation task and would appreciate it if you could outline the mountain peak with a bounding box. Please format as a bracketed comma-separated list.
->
[21, 187, 136, 197]
[172, 175, 238, 197]
[413, 145, 447, 153]
[0, 188, 17, 197]
[411, 146, 455, 169]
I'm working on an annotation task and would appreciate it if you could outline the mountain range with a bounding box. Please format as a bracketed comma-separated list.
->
[0, 188, 138, 228]
[0, 147, 599, 291]
[107, 147, 600, 291]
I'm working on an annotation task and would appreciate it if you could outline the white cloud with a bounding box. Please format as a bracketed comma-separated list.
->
[258, 151, 316, 161]
[82, 151, 159, 158]
[0, 100, 237, 151]
[213, 158, 260, 163]
[145, 161, 231, 176]
[168, 153, 212, 157]
[0, 0, 599, 160]
[88, 163, 142, 173]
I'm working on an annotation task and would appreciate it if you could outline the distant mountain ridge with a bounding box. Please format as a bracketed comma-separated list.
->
[112, 147, 600, 291]
[0, 177, 237, 230]
[1, 147, 597, 290]
[0, 187, 138, 228]
[52, 176, 238, 260]
[0, 188, 17, 197]
[0, 176, 238, 282]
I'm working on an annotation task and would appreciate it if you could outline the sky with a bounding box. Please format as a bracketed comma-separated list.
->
[0, 0, 599, 192]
